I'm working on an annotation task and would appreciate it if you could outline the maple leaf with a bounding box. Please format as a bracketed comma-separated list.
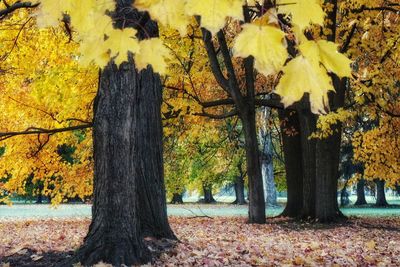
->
[135, 38, 171, 74]
[104, 29, 140, 66]
[275, 56, 334, 114]
[233, 24, 288, 76]
[135, 0, 189, 36]
[185, 0, 243, 34]
[276, 0, 325, 30]
[34, 0, 74, 27]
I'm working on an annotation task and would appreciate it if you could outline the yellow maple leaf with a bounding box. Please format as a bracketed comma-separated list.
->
[104, 28, 140, 66]
[275, 56, 334, 114]
[34, 0, 74, 27]
[135, 0, 189, 36]
[185, 0, 243, 34]
[135, 38, 171, 74]
[233, 24, 288, 76]
[78, 37, 110, 68]
[277, 0, 325, 30]
[299, 40, 352, 78]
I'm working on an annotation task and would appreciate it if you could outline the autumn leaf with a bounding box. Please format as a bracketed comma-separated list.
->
[276, 0, 325, 30]
[185, 0, 243, 34]
[275, 56, 334, 114]
[135, 0, 189, 36]
[233, 24, 288, 76]
[135, 38, 171, 74]
[299, 40, 352, 78]
[104, 29, 140, 66]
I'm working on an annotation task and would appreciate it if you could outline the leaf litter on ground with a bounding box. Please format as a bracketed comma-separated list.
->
[0, 216, 399, 266]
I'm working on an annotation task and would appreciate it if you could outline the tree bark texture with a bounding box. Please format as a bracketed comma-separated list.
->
[68, 1, 175, 264]
[135, 68, 175, 239]
[278, 110, 303, 217]
[259, 107, 278, 207]
[354, 179, 367, 205]
[297, 107, 317, 219]
[71, 62, 151, 266]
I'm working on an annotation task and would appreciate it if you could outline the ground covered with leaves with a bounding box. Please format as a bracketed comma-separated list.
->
[1, 216, 399, 266]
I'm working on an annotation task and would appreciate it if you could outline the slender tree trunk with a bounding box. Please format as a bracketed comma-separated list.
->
[202, 184, 216, 203]
[375, 180, 389, 207]
[259, 107, 278, 207]
[278, 110, 303, 217]
[354, 179, 367, 205]
[233, 174, 246, 205]
[71, 62, 151, 266]
[241, 108, 266, 223]
[170, 193, 183, 204]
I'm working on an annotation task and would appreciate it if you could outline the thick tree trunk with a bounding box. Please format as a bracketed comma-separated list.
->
[170, 193, 183, 204]
[297, 108, 317, 219]
[241, 109, 266, 223]
[375, 180, 389, 207]
[259, 107, 278, 207]
[354, 179, 367, 205]
[135, 68, 175, 239]
[71, 62, 151, 266]
[314, 77, 347, 222]
[233, 175, 246, 205]
[278, 110, 303, 217]
[315, 130, 343, 221]
[202, 184, 216, 203]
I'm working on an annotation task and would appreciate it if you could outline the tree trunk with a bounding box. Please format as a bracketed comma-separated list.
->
[396, 184, 400, 196]
[315, 129, 343, 221]
[354, 179, 367, 205]
[170, 193, 183, 204]
[278, 110, 303, 218]
[297, 108, 317, 220]
[259, 107, 278, 207]
[202, 184, 216, 203]
[241, 109, 266, 223]
[375, 180, 388, 207]
[233, 175, 246, 205]
[135, 68, 175, 239]
[71, 61, 151, 266]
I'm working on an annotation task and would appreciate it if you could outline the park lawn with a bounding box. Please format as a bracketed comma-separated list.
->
[1, 216, 399, 266]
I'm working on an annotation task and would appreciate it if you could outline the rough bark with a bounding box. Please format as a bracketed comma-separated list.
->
[354, 179, 367, 205]
[170, 193, 184, 204]
[297, 107, 317, 219]
[241, 109, 266, 223]
[135, 68, 175, 239]
[70, 61, 151, 266]
[375, 180, 389, 207]
[278, 110, 303, 218]
[65, 2, 175, 264]
[233, 174, 246, 205]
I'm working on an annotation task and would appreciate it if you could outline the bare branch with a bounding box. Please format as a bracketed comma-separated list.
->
[0, 124, 93, 141]
[0, 1, 39, 19]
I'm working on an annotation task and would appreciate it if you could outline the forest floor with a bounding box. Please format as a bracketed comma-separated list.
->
[0, 216, 399, 266]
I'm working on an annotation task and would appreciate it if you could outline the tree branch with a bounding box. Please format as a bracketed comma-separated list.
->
[201, 28, 230, 92]
[0, 1, 39, 19]
[0, 124, 93, 141]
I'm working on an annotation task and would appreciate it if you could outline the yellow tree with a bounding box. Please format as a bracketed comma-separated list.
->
[0, 8, 96, 204]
